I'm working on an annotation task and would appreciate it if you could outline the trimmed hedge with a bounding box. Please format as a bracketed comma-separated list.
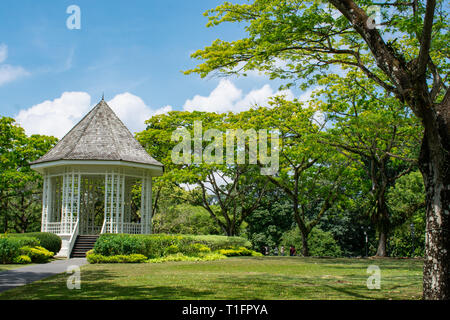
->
[148, 252, 227, 263]
[9, 232, 61, 254]
[86, 251, 148, 264]
[93, 233, 251, 259]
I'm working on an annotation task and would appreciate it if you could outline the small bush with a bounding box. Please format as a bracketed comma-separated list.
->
[20, 246, 54, 263]
[217, 247, 261, 257]
[165, 244, 180, 255]
[13, 255, 32, 264]
[0, 237, 21, 264]
[9, 232, 61, 254]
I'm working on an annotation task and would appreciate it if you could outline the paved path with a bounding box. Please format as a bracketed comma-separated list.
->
[0, 258, 87, 293]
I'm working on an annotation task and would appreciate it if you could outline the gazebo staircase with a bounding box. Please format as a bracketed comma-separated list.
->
[70, 235, 99, 258]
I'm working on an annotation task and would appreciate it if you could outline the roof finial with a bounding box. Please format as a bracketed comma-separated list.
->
[101, 92, 104, 101]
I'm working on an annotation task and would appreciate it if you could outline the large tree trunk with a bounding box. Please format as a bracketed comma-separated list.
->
[300, 230, 310, 257]
[419, 98, 450, 300]
[375, 201, 390, 257]
[376, 231, 387, 257]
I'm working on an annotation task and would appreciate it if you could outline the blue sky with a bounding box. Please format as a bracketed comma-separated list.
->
[0, 0, 308, 138]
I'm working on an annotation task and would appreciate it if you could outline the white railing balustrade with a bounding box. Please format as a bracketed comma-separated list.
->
[45, 222, 62, 234]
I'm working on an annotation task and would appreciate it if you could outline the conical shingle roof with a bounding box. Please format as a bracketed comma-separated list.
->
[31, 98, 163, 167]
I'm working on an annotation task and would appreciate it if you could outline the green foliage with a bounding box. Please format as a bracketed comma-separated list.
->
[86, 252, 148, 264]
[4, 235, 40, 248]
[281, 227, 342, 257]
[0, 237, 21, 264]
[136, 111, 269, 236]
[92, 234, 145, 256]
[93, 233, 250, 260]
[0, 117, 58, 233]
[20, 246, 53, 263]
[184, 234, 251, 251]
[9, 232, 61, 254]
[153, 203, 221, 235]
[246, 191, 293, 250]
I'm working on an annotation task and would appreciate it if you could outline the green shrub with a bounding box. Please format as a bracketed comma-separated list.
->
[9, 232, 61, 254]
[148, 252, 226, 263]
[0, 237, 21, 264]
[217, 247, 261, 257]
[20, 246, 54, 263]
[186, 235, 251, 251]
[93, 233, 250, 258]
[7, 236, 40, 248]
[93, 234, 145, 256]
[165, 244, 180, 255]
[13, 254, 32, 264]
[86, 252, 147, 264]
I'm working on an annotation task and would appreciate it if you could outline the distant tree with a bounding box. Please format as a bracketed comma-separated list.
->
[0, 117, 57, 232]
[137, 111, 267, 236]
[245, 188, 293, 250]
[317, 72, 422, 256]
[241, 99, 353, 256]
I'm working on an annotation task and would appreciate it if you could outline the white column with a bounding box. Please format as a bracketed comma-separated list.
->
[140, 172, 152, 234]
[70, 170, 75, 232]
[61, 171, 67, 233]
[41, 175, 48, 232]
[110, 170, 115, 233]
[121, 174, 125, 233]
[140, 174, 146, 234]
[148, 176, 152, 234]
[104, 171, 109, 233]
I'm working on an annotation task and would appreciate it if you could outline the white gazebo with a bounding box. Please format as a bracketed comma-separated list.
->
[31, 98, 163, 257]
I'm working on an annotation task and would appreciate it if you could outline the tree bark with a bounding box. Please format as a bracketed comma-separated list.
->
[419, 101, 450, 299]
[301, 231, 310, 257]
[376, 230, 387, 257]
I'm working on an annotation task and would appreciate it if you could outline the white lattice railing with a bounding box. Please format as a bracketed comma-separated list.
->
[101, 219, 143, 234]
[44, 222, 62, 234]
[43, 217, 77, 235]
[122, 223, 142, 234]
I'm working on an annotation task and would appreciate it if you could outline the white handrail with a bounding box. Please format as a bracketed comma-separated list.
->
[67, 219, 79, 258]
[100, 218, 107, 234]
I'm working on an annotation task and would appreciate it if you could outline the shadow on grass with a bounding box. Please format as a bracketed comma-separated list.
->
[0, 268, 215, 300]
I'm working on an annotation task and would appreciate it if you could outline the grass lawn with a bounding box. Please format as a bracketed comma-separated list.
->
[0, 257, 423, 300]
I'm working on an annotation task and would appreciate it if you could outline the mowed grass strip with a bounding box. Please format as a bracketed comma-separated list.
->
[0, 257, 423, 300]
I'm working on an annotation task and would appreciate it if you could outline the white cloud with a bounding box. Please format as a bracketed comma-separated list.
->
[16, 92, 92, 138]
[0, 43, 30, 86]
[15, 92, 173, 138]
[107, 92, 153, 134]
[0, 65, 29, 86]
[183, 79, 294, 113]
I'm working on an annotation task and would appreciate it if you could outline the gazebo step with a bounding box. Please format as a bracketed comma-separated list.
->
[70, 235, 99, 258]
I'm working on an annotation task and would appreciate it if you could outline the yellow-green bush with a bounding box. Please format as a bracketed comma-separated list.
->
[86, 251, 147, 264]
[13, 255, 32, 264]
[20, 246, 53, 263]
[217, 247, 262, 257]
[148, 252, 226, 263]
